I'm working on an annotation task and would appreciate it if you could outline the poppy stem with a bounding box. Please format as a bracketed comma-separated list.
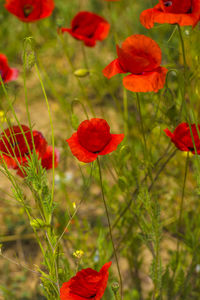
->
[97, 157, 123, 299]
[177, 24, 187, 76]
[176, 151, 189, 264]
[136, 93, 152, 181]
[123, 88, 128, 136]
[58, 34, 95, 117]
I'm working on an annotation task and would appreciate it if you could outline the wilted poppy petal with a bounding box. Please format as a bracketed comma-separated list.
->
[102, 59, 125, 78]
[123, 66, 168, 93]
[99, 134, 124, 155]
[66, 133, 98, 163]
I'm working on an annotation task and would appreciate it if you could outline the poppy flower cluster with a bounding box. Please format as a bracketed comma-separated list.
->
[0, 125, 59, 177]
[60, 262, 112, 300]
[103, 35, 168, 93]
[164, 122, 200, 154]
[66, 118, 124, 163]
[0, 54, 18, 84]
[5, 0, 55, 23]
[140, 0, 200, 29]
[60, 11, 110, 47]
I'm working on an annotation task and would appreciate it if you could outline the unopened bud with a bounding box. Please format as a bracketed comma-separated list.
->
[111, 282, 119, 294]
[74, 69, 90, 78]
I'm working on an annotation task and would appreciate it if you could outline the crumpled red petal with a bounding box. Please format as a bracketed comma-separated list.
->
[123, 66, 168, 93]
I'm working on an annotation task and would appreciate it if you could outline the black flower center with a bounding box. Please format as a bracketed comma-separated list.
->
[164, 1, 173, 7]
[23, 4, 33, 17]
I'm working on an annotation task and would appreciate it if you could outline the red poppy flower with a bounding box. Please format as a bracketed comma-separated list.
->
[60, 262, 112, 300]
[140, 0, 200, 29]
[41, 145, 60, 170]
[60, 11, 110, 47]
[66, 118, 124, 163]
[164, 122, 200, 153]
[0, 125, 59, 176]
[103, 35, 168, 93]
[0, 54, 18, 84]
[5, 0, 55, 23]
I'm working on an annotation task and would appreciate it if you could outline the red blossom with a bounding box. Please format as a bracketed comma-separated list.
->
[0, 54, 18, 84]
[164, 122, 200, 154]
[140, 0, 200, 29]
[103, 35, 168, 93]
[60, 262, 112, 300]
[66, 118, 124, 163]
[0, 125, 59, 177]
[5, 0, 55, 23]
[60, 11, 110, 47]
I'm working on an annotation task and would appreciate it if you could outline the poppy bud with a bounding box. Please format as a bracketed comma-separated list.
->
[74, 68, 90, 78]
[111, 282, 120, 294]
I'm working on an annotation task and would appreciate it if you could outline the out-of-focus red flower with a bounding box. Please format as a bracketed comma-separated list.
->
[66, 118, 124, 163]
[0, 125, 59, 177]
[140, 0, 200, 29]
[41, 145, 60, 170]
[0, 54, 18, 84]
[164, 122, 200, 153]
[4, 0, 55, 23]
[60, 11, 110, 47]
[103, 35, 168, 93]
[60, 262, 112, 300]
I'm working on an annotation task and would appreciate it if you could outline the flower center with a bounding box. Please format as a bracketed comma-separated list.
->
[23, 4, 33, 17]
[164, 1, 172, 7]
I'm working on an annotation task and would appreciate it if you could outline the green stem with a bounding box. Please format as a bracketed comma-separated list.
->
[176, 152, 189, 262]
[58, 34, 95, 117]
[177, 24, 187, 76]
[97, 157, 123, 299]
[123, 88, 128, 136]
[35, 63, 55, 223]
[136, 93, 152, 181]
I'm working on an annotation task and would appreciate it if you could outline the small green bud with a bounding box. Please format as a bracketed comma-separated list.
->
[74, 69, 90, 78]
[111, 282, 119, 294]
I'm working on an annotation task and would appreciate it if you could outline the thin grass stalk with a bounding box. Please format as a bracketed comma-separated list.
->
[97, 157, 123, 299]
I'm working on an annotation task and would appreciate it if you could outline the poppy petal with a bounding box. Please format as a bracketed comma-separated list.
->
[163, 128, 174, 139]
[99, 134, 124, 155]
[41, 145, 60, 169]
[94, 21, 110, 41]
[123, 66, 168, 93]
[140, 1, 200, 28]
[102, 59, 125, 78]
[66, 133, 98, 163]
[117, 35, 162, 74]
